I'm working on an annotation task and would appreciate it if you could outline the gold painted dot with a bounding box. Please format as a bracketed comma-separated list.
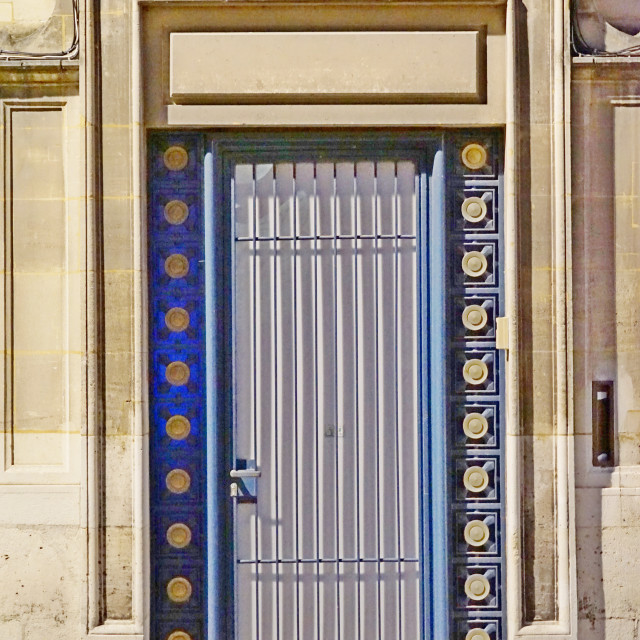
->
[164, 200, 189, 225]
[461, 143, 488, 170]
[462, 251, 488, 277]
[166, 361, 190, 386]
[165, 254, 189, 279]
[164, 146, 189, 171]
[166, 468, 191, 494]
[466, 629, 490, 640]
[461, 196, 488, 223]
[167, 576, 192, 603]
[464, 520, 490, 547]
[463, 359, 489, 385]
[165, 307, 190, 332]
[167, 523, 192, 549]
[166, 415, 191, 440]
[463, 413, 489, 439]
[167, 632, 192, 640]
[464, 573, 491, 601]
[462, 304, 488, 331]
[463, 466, 489, 493]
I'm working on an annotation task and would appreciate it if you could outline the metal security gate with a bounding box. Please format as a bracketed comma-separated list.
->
[231, 159, 420, 639]
[148, 132, 506, 640]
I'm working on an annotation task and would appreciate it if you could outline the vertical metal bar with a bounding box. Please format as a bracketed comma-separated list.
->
[252, 163, 260, 640]
[417, 163, 430, 640]
[332, 164, 342, 640]
[393, 162, 403, 640]
[373, 162, 382, 640]
[353, 162, 362, 640]
[292, 164, 301, 640]
[272, 164, 281, 640]
[204, 148, 219, 638]
[429, 149, 448, 638]
[230, 168, 239, 637]
[313, 163, 321, 640]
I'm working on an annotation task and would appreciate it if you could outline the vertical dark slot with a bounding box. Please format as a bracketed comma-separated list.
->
[592, 381, 614, 467]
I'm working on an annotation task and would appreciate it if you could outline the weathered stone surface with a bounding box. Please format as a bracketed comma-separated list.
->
[2, 0, 640, 638]
[0, 526, 83, 638]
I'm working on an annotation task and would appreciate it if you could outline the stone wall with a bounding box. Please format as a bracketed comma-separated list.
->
[0, 1, 86, 639]
[1, 1, 639, 639]
[573, 60, 640, 639]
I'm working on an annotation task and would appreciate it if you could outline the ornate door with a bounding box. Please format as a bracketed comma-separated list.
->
[148, 133, 505, 640]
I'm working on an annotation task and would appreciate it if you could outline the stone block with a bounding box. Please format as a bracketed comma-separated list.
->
[104, 525, 133, 621]
[0, 525, 82, 636]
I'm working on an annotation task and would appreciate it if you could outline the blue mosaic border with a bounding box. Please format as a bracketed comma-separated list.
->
[148, 134, 207, 640]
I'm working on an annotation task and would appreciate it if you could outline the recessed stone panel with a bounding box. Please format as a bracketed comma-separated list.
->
[170, 31, 483, 104]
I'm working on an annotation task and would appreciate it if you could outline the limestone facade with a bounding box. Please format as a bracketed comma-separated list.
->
[0, 1, 636, 639]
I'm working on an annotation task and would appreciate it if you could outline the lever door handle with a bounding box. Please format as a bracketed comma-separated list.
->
[230, 468, 261, 478]
[230, 466, 260, 503]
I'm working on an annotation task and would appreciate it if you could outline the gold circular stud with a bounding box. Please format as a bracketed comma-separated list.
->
[462, 305, 488, 331]
[463, 466, 489, 493]
[166, 469, 191, 494]
[164, 200, 189, 225]
[461, 143, 488, 171]
[464, 520, 491, 547]
[166, 415, 191, 440]
[166, 361, 190, 386]
[464, 573, 491, 601]
[463, 359, 489, 385]
[462, 251, 488, 278]
[164, 254, 189, 279]
[167, 523, 192, 549]
[167, 576, 192, 603]
[167, 632, 192, 640]
[466, 629, 490, 640]
[165, 307, 190, 332]
[461, 196, 488, 223]
[163, 146, 189, 172]
[463, 413, 489, 439]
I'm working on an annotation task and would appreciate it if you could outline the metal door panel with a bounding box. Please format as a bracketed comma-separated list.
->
[232, 159, 420, 640]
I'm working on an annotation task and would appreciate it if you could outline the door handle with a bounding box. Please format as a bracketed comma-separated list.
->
[230, 461, 260, 502]
[230, 469, 261, 478]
